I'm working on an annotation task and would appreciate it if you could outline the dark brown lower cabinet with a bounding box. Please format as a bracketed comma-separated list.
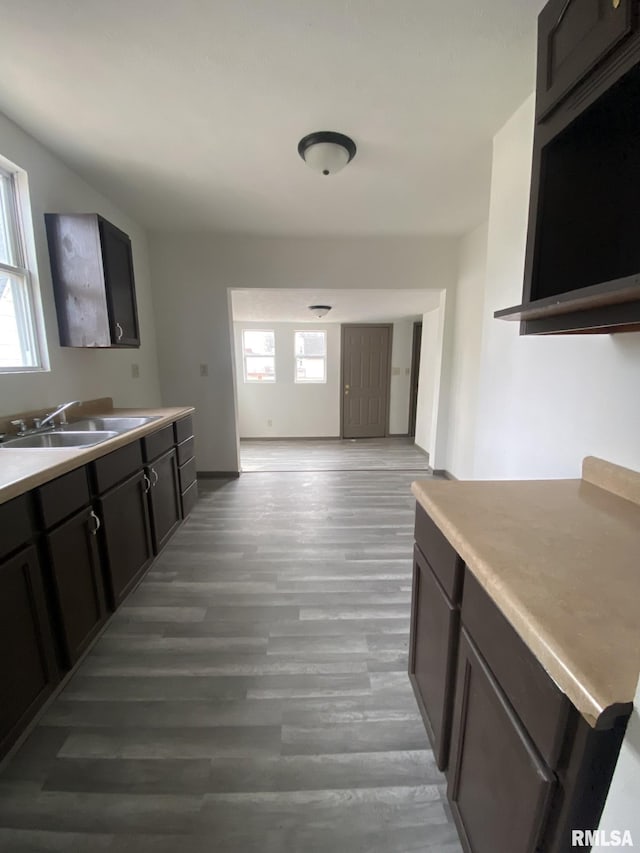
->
[448, 629, 556, 853]
[98, 470, 154, 609]
[147, 448, 181, 553]
[410, 503, 630, 853]
[45, 508, 107, 667]
[0, 546, 58, 759]
[409, 545, 460, 770]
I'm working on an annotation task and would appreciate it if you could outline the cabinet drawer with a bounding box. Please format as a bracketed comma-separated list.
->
[409, 545, 460, 771]
[174, 415, 194, 445]
[181, 480, 198, 519]
[176, 436, 195, 466]
[462, 571, 570, 770]
[178, 456, 197, 493]
[537, 0, 635, 119]
[414, 504, 463, 603]
[0, 494, 34, 560]
[92, 440, 143, 494]
[38, 468, 90, 529]
[142, 425, 174, 462]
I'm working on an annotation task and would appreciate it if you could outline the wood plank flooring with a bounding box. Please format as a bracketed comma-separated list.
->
[0, 455, 460, 852]
[240, 437, 431, 472]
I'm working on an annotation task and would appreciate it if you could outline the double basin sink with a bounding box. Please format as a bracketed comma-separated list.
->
[1, 416, 161, 449]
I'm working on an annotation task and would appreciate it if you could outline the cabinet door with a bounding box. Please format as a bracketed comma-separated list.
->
[448, 630, 556, 853]
[0, 546, 58, 759]
[409, 546, 459, 771]
[147, 449, 181, 553]
[98, 470, 154, 609]
[537, 0, 634, 119]
[46, 508, 107, 667]
[99, 217, 140, 346]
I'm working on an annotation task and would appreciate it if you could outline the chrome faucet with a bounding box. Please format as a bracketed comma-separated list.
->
[34, 400, 81, 430]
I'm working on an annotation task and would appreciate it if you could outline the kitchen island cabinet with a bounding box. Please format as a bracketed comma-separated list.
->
[410, 457, 639, 853]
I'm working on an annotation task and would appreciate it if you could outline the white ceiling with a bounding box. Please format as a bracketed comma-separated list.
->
[231, 288, 441, 323]
[0, 1, 545, 235]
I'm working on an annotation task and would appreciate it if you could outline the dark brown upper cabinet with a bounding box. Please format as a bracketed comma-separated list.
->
[45, 213, 140, 347]
[495, 0, 640, 335]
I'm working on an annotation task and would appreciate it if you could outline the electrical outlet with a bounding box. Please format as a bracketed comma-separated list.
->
[267, 419, 273, 427]
[392, 367, 401, 376]
[131, 363, 140, 379]
[200, 364, 209, 377]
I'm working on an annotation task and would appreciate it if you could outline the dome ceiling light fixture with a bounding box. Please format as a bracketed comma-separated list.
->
[298, 131, 357, 176]
[308, 304, 332, 319]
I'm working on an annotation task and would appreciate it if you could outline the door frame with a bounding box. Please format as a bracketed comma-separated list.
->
[408, 321, 422, 438]
[339, 323, 393, 439]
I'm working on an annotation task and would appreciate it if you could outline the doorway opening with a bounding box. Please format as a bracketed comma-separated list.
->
[228, 288, 445, 473]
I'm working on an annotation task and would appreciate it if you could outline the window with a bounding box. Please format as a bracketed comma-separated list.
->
[243, 329, 276, 382]
[0, 166, 44, 371]
[295, 330, 326, 383]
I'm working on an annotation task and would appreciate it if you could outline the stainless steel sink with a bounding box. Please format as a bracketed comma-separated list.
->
[64, 416, 161, 432]
[1, 430, 119, 449]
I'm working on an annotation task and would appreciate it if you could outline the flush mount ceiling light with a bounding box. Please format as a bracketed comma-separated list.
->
[308, 304, 332, 319]
[298, 132, 357, 176]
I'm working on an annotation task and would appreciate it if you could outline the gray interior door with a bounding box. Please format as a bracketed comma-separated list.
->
[341, 324, 391, 439]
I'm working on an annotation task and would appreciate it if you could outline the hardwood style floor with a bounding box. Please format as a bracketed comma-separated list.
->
[240, 437, 431, 472]
[0, 454, 460, 852]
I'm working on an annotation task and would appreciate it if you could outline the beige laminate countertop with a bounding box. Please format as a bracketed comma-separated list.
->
[412, 457, 640, 729]
[0, 406, 194, 506]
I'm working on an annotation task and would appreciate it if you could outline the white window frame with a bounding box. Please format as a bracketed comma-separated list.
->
[294, 329, 327, 384]
[0, 163, 47, 373]
[242, 328, 276, 383]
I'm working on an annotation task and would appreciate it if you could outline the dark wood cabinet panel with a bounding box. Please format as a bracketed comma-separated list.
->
[98, 471, 154, 609]
[92, 440, 143, 494]
[147, 449, 181, 553]
[45, 213, 140, 348]
[176, 436, 195, 467]
[0, 546, 58, 759]
[45, 508, 106, 667]
[180, 479, 198, 519]
[462, 572, 570, 770]
[142, 425, 174, 463]
[414, 505, 463, 602]
[448, 629, 556, 853]
[409, 545, 459, 771]
[537, 0, 634, 119]
[178, 456, 197, 493]
[174, 416, 194, 445]
[37, 467, 90, 529]
[98, 217, 140, 346]
[0, 493, 34, 560]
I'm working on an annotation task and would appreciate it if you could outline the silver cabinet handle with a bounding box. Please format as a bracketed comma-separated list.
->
[116, 322, 124, 341]
[89, 510, 101, 536]
[150, 467, 159, 487]
[143, 473, 152, 493]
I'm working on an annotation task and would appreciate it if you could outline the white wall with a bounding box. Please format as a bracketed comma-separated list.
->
[414, 299, 445, 462]
[150, 235, 459, 471]
[233, 321, 340, 438]
[0, 111, 161, 415]
[472, 95, 640, 480]
[444, 222, 488, 478]
[389, 319, 416, 435]
[234, 319, 416, 439]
